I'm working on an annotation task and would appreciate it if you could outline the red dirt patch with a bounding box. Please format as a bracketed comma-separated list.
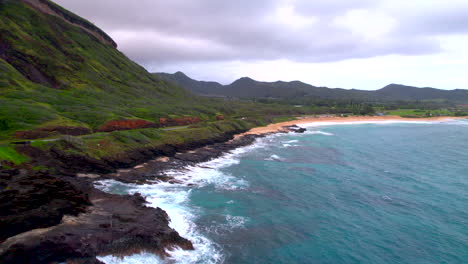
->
[97, 119, 157, 132]
[158, 117, 201, 127]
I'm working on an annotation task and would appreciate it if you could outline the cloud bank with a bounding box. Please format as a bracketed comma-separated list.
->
[54, 0, 468, 89]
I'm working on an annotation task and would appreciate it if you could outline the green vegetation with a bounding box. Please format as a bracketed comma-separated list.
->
[0, 0, 465, 170]
[33, 120, 256, 161]
[387, 109, 454, 118]
[0, 0, 310, 141]
[0, 145, 28, 165]
[158, 72, 468, 103]
[270, 116, 298, 123]
[0, 1, 210, 138]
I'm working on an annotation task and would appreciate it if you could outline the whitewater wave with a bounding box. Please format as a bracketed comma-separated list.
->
[443, 119, 468, 126]
[305, 130, 334, 136]
[297, 119, 465, 129]
[265, 154, 283, 161]
[96, 179, 222, 264]
[96, 135, 278, 264]
[226, 215, 248, 229]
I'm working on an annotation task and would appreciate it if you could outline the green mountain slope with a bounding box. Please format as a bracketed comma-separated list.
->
[157, 71, 227, 96]
[0, 0, 228, 140]
[157, 72, 468, 103]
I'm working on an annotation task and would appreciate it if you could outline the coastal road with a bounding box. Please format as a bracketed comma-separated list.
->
[11, 125, 192, 145]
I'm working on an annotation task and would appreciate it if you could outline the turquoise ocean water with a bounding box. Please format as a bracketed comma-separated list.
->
[98, 120, 468, 264]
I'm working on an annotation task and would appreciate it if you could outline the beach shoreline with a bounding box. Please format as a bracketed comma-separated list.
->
[236, 115, 468, 137]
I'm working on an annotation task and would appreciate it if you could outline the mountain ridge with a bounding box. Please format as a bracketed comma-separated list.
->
[156, 72, 468, 102]
[19, 0, 117, 47]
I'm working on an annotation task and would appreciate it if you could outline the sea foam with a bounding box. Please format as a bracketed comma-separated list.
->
[297, 119, 452, 129]
[305, 130, 334, 136]
[96, 135, 276, 264]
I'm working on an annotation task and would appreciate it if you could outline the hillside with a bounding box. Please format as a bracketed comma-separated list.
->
[0, 0, 241, 141]
[157, 72, 468, 103]
[0, 1, 284, 262]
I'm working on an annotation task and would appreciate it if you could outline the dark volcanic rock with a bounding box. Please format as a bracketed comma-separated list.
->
[0, 178, 193, 264]
[283, 125, 306, 133]
[174, 134, 259, 163]
[102, 134, 261, 184]
[0, 126, 306, 263]
[16, 144, 115, 175]
[101, 128, 307, 184]
[16, 127, 253, 177]
[0, 172, 90, 242]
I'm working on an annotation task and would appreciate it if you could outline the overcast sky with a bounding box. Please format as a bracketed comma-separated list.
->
[55, 0, 468, 90]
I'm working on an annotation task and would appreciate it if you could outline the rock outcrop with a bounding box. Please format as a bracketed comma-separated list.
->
[101, 126, 308, 184]
[0, 172, 90, 242]
[1, 123, 306, 262]
[0, 171, 193, 263]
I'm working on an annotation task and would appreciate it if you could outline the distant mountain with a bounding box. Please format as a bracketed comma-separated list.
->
[376, 84, 468, 101]
[157, 72, 226, 96]
[156, 72, 468, 103]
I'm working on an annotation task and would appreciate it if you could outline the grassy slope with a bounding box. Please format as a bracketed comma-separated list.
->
[0, 1, 305, 140]
[38, 120, 257, 161]
[0, 1, 308, 167]
[0, 0, 221, 139]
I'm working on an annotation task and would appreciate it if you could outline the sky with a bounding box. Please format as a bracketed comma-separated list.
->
[54, 0, 468, 90]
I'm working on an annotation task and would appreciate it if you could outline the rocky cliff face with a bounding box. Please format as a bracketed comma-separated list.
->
[0, 123, 258, 263]
[0, 172, 90, 242]
[0, 171, 193, 264]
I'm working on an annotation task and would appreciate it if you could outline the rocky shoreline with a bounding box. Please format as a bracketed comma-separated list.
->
[0, 125, 305, 263]
[99, 125, 305, 185]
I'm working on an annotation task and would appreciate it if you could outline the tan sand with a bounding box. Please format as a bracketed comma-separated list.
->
[236, 115, 467, 137]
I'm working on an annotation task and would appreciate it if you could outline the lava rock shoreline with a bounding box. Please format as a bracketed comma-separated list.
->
[0, 125, 305, 263]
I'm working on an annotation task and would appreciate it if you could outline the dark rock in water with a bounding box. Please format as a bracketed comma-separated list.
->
[283, 125, 306, 133]
[0, 171, 192, 263]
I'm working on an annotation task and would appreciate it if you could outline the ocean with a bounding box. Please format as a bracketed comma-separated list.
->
[96, 119, 468, 264]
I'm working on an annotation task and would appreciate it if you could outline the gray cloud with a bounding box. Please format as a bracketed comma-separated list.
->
[294, 0, 377, 16]
[396, 5, 468, 35]
[54, 0, 465, 66]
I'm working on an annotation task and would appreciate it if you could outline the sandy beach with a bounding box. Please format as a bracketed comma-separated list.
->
[237, 115, 467, 137]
